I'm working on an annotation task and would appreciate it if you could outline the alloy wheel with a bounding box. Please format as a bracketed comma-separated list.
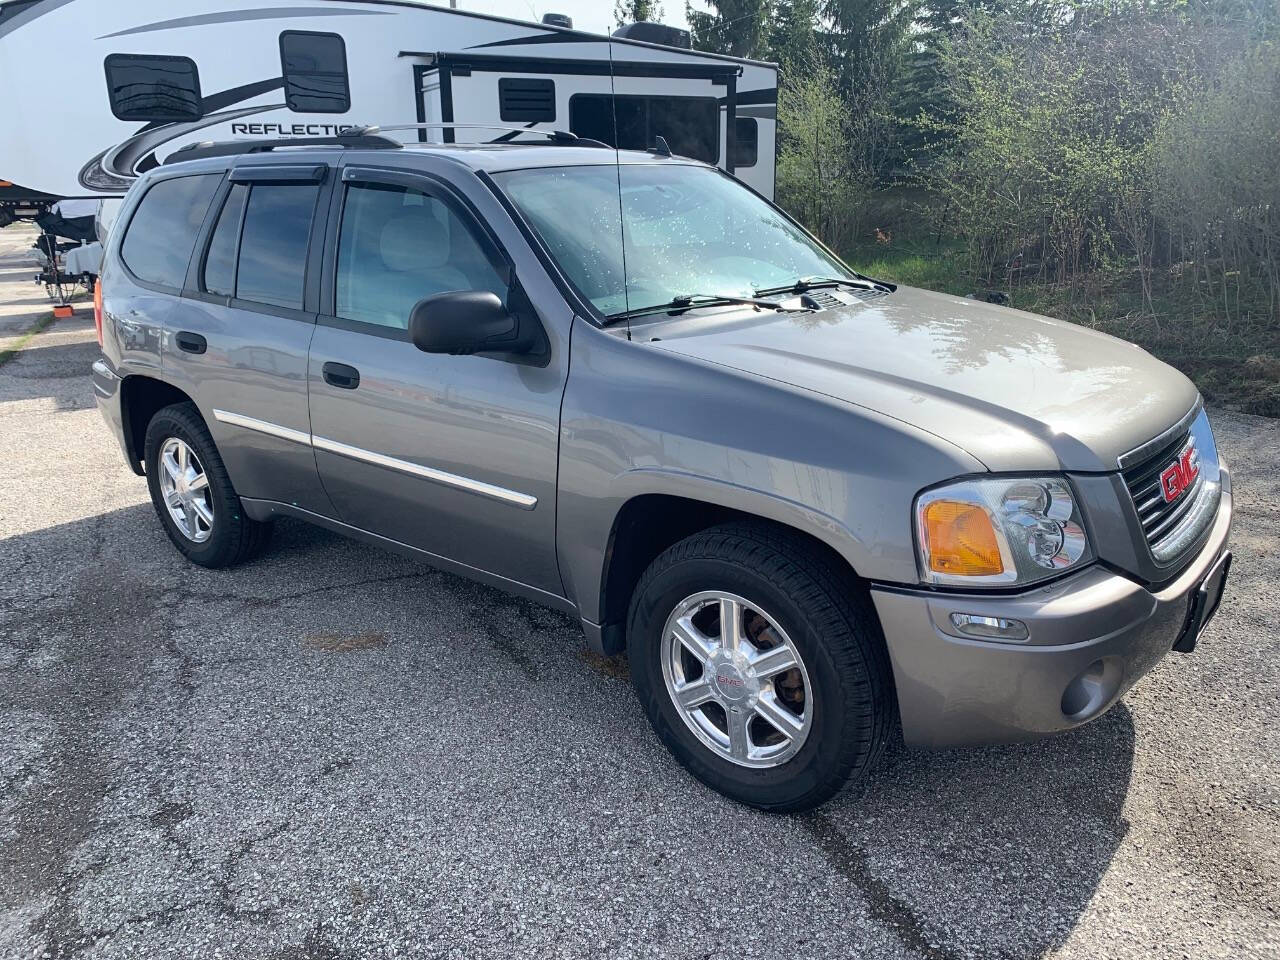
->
[660, 591, 813, 768]
[158, 436, 214, 543]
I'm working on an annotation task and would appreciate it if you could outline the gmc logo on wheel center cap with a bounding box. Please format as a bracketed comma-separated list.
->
[1160, 445, 1200, 504]
[716, 673, 745, 687]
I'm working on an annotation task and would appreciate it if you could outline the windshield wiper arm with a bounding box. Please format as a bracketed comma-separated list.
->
[604, 292, 801, 324]
[754, 275, 891, 297]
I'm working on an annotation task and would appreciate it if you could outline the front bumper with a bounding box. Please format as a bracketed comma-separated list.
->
[871, 490, 1233, 748]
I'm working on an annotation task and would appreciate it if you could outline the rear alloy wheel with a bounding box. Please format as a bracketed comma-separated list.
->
[144, 402, 272, 568]
[157, 437, 214, 543]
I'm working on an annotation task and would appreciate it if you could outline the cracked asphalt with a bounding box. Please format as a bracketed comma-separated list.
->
[1, 225, 1278, 958]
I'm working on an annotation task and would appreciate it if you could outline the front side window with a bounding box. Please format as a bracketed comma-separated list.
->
[569, 95, 720, 164]
[279, 31, 350, 113]
[105, 54, 202, 122]
[335, 182, 507, 330]
[120, 174, 221, 289]
[234, 184, 320, 309]
[495, 163, 851, 317]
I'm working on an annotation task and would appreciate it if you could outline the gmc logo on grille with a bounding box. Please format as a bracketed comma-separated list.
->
[1160, 446, 1200, 503]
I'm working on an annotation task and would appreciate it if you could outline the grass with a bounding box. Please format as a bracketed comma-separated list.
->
[0, 312, 54, 369]
[843, 240, 1280, 417]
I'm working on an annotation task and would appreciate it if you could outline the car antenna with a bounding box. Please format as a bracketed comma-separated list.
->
[648, 136, 672, 158]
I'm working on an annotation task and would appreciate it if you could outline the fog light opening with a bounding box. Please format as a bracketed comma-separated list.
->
[1061, 657, 1121, 721]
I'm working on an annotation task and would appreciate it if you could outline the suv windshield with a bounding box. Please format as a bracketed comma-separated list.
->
[494, 163, 855, 317]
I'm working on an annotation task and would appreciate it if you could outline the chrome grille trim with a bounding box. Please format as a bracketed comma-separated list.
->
[1116, 401, 1202, 470]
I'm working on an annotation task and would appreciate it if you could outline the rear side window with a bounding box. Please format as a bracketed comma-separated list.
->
[202, 183, 248, 297]
[105, 54, 202, 122]
[234, 184, 320, 309]
[280, 31, 350, 113]
[120, 174, 221, 289]
[499, 78, 556, 123]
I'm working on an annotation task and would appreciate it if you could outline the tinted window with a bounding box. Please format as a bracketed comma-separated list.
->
[202, 184, 248, 297]
[120, 174, 221, 288]
[570, 95, 719, 164]
[733, 118, 758, 169]
[235, 184, 319, 309]
[336, 182, 507, 330]
[279, 31, 350, 113]
[105, 54, 202, 122]
[499, 78, 556, 123]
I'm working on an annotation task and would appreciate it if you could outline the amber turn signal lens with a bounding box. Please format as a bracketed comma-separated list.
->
[922, 500, 1004, 576]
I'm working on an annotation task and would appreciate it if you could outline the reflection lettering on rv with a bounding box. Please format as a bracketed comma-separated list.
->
[230, 123, 361, 137]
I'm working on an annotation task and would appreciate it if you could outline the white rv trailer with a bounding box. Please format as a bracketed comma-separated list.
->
[0, 0, 778, 222]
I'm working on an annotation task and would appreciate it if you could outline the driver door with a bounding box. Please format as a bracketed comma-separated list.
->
[306, 165, 565, 595]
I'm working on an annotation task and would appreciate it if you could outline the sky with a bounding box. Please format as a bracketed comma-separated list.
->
[453, 1, 712, 36]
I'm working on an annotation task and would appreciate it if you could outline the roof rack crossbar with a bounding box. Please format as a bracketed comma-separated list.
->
[164, 133, 400, 165]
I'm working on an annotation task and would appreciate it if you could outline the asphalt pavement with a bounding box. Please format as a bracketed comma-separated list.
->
[1, 224, 1277, 959]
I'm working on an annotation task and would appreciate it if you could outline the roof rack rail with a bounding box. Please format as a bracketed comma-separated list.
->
[163, 132, 400, 165]
[354, 123, 612, 149]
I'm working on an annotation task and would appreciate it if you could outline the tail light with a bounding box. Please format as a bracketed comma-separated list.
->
[93, 280, 104, 346]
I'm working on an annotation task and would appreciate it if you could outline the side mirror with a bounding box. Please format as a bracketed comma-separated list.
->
[408, 290, 520, 356]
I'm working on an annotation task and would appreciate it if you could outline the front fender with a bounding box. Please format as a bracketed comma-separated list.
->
[556, 319, 982, 626]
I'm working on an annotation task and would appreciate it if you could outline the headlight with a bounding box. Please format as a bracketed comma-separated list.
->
[915, 477, 1091, 587]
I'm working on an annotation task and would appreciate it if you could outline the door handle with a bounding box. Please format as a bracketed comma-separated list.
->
[322, 361, 360, 390]
[175, 331, 207, 355]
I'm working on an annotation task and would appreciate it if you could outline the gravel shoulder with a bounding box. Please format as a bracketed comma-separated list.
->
[1, 230, 1277, 959]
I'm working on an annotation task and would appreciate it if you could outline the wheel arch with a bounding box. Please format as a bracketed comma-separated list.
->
[589, 488, 872, 656]
[119, 375, 196, 475]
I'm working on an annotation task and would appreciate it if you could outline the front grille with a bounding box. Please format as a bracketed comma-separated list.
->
[1122, 428, 1204, 556]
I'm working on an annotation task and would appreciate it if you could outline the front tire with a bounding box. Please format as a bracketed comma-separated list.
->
[144, 402, 272, 568]
[627, 521, 894, 812]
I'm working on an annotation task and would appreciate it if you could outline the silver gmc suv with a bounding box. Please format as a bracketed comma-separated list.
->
[92, 133, 1232, 811]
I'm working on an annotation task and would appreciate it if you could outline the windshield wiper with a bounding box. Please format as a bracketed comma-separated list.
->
[604, 292, 802, 325]
[754, 275, 892, 297]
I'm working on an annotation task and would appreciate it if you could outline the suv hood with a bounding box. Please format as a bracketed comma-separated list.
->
[646, 286, 1199, 472]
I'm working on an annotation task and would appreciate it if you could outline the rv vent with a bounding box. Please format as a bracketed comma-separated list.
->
[499, 78, 556, 123]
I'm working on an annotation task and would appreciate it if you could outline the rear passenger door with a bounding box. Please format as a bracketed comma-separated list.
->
[166, 164, 332, 515]
[306, 166, 565, 596]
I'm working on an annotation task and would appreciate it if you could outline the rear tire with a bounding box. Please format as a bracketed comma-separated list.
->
[144, 402, 272, 568]
[627, 521, 894, 812]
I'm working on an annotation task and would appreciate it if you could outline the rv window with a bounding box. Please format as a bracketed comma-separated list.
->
[569, 95, 719, 165]
[203, 184, 248, 297]
[120, 174, 221, 289]
[335, 182, 507, 330]
[499, 78, 556, 123]
[104, 54, 202, 122]
[733, 118, 758, 169]
[234, 184, 320, 309]
[279, 31, 350, 113]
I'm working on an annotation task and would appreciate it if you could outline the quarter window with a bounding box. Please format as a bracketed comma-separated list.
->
[234, 184, 320, 309]
[105, 54, 202, 122]
[202, 183, 248, 297]
[279, 31, 350, 113]
[335, 182, 507, 330]
[120, 174, 221, 289]
[569, 94, 720, 164]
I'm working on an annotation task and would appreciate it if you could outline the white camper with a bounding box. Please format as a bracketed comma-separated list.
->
[0, 0, 778, 222]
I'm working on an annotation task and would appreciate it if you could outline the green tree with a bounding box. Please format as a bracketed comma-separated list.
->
[615, 0, 665, 26]
[686, 0, 771, 58]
